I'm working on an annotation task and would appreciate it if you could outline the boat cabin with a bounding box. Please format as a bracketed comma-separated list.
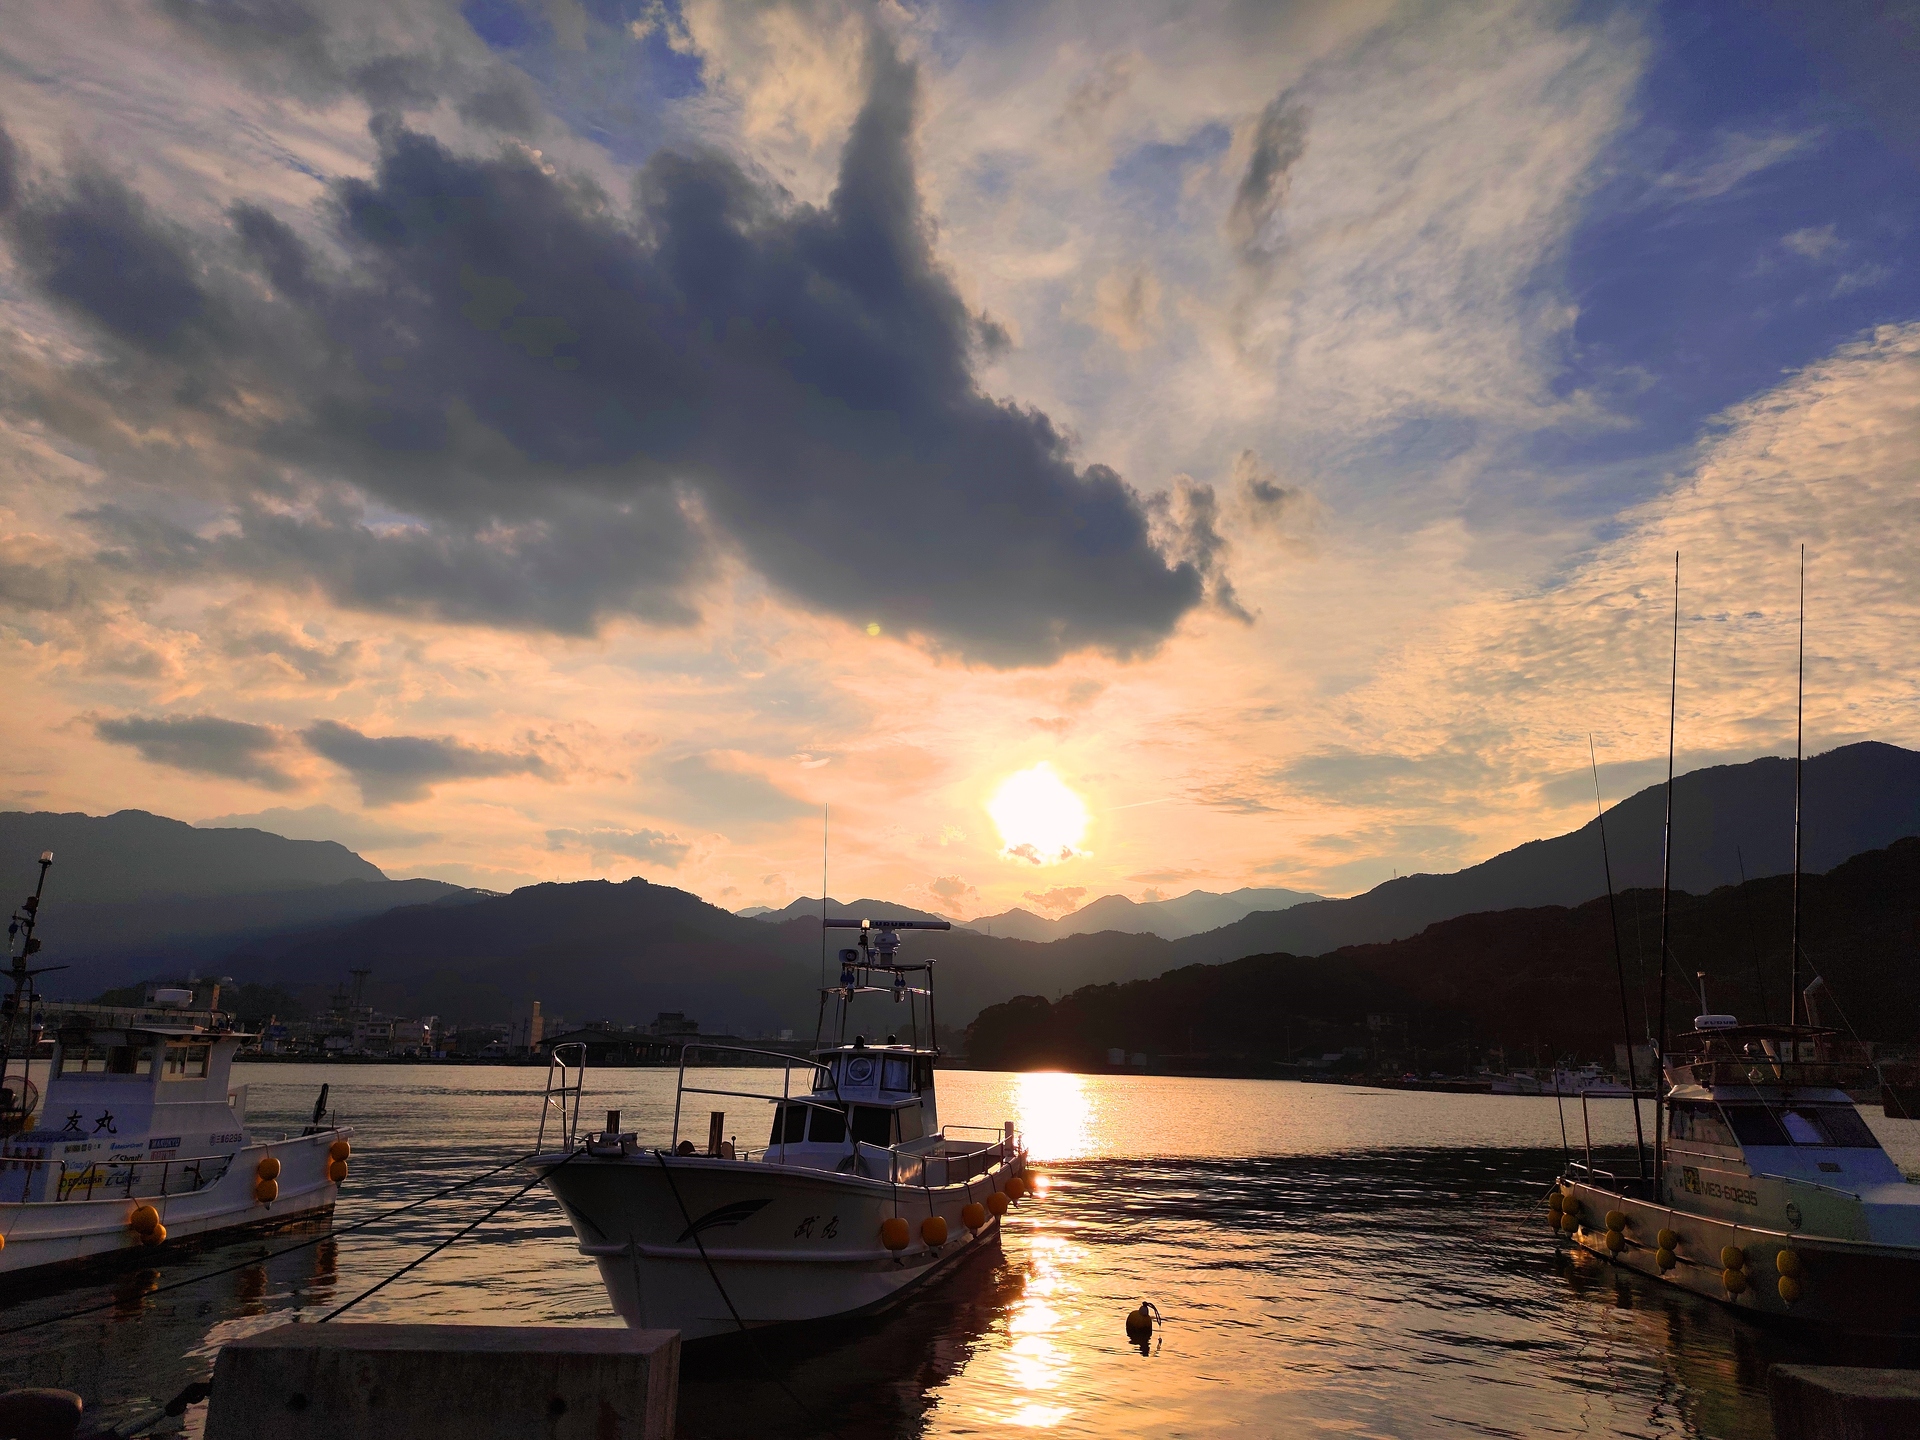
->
[763, 1036, 940, 1169]
[0, 1018, 251, 1198]
[1660, 1018, 1901, 1192]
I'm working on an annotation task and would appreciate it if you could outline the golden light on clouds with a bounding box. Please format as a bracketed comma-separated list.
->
[989, 763, 1089, 866]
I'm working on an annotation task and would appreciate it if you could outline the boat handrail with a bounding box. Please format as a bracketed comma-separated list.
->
[1746, 1168, 1864, 1201]
[2, 1150, 239, 1203]
[672, 1043, 841, 1161]
[537, 1042, 586, 1152]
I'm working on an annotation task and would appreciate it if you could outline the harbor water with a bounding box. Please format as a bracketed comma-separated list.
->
[7, 1065, 1919, 1438]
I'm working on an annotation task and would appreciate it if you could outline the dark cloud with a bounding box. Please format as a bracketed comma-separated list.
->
[546, 826, 690, 867]
[0, 37, 1218, 666]
[0, 120, 17, 215]
[95, 713, 295, 789]
[1230, 95, 1308, 266]
[302, 719, 550, 805]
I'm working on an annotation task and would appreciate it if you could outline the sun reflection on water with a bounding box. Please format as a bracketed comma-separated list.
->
[1012, 1071, 1094, 1161]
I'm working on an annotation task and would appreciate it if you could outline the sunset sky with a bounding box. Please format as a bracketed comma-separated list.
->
[1, 1, 1916, 915]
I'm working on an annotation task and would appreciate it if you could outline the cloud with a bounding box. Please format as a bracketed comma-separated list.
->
[0, 34, 1220, 667]
[302, 720, 550, 805]
[198, 803, 438, 850]
[95, 713, 294, 789]
[1657, 128, 1819, 201]
[1087, 264, 1162, 351]
[655, 753, 812, 826]
[1228, 95, 1308, 267]
[546, 826, 691, 868]
[1022, 885, 1087, 912]
[924, 874, 978, 914]
[1782, 224, 1838, 261]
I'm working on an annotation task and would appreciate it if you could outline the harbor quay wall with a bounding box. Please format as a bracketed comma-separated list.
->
[204, 1323, 679, 1440]
[1769, 1365, 1920, 1439]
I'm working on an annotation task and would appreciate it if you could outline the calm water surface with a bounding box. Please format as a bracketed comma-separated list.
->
[7, 1065, 1919, 1438]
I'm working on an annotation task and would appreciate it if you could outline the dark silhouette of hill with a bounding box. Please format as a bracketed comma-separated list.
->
[966, 886, 1323, 941]
[2, 809, 467, 991]
[1158, 742, 1920, 965]
[965, 835, 1920, 1071]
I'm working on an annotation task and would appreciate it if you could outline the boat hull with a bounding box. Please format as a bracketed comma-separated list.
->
[537, 1147, 1026, 1341]
[0, 1129, 346, 1279]
[1557, 1178, 1920, 1338]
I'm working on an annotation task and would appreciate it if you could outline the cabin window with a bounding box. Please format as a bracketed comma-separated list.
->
[106, 1045, 150, 1075]
[897, 1105, 925, 1142]
[1777, 1106, 1881, 1149]
[808, 1107, 847, 1144]
[914, 1059, 934, 1091]
[1722, 1107, 1791, 1147]
[161, 1043, 210, 1080]
[1668, 1103, 1736, 1147]
[850, 1106, 893, 1147]
[882, 1058, 912, 1092]
[812, 1064, 836, 1093]
[769, 1105, 807, 1146]
[55, 1043, 105, 1076]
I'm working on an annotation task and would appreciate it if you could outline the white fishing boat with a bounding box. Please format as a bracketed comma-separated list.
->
[0, 1008, 352, 1275]
[532, 917, 1031, 1341]
[0, 853, 352, 1276]
[1555, 1010, 1920, 1335]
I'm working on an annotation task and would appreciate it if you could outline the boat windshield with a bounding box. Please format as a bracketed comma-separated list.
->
[1713, 1103, 1882, 1149]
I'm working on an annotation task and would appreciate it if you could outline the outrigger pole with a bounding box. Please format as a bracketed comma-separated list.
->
[1653, 554, 1679, 1197]
[0, 851, 55, 1129]
[1590, 735, 1646, 1182]
[1789, 546, 1805, 1027]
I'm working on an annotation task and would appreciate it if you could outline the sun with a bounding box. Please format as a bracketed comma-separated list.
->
[989, 763, 1088, 864]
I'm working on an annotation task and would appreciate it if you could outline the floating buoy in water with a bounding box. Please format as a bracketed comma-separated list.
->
[921, 1216, 949, 1247]
[988, 1191, 1009, 1216]
[1125, 1302, 1159, 1345]
[254, 1178, 279, 1204]
[128, 1204, 160, 1236]
[1657, 1229, 1679, 1251]
[1775, 1248, 1801, 1277]
[328, 1139, 351, 1162]
[256, 1156, 281, 1181]
[880, 1216, 910, 1251]
[961, 1201, 987, 1231]
[328, 1158, 349, 1184]
[1778, 1274, 1802, 1304]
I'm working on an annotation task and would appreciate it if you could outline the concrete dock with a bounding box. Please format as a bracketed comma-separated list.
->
[1770, 1365, 1920, 1440]
[204, 1323, 679, 1440]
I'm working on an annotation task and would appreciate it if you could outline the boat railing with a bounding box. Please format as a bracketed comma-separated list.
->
[537, 1042, 586, 1152]
[0, 1151, 237, 1203]
[671, 1043, 843, 1161]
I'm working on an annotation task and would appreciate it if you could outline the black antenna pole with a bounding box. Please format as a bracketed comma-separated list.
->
[820, 806, 829, 995]
[1654, 553, 1679, 1197]
[1789, 545, 1805, 1027]
[1, 851, 54, 1128]
[1590, 735, 1646, 1182]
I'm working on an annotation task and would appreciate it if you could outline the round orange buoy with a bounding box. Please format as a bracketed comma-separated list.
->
[1604, 1229, 1625, 1254]
[254, 1178, 279, 1204]
[1775, 1248, 1801, 1277]
[1720, 1245, 1745, 1271]
[256, 1156, 281, 1181]
[1547, 1191, 1564, 1215]
[142, 1222, 167, 1247]
[1605, 1210, 1628, 1231]
[1005, 1175, 1026, 1202]
[128, 1204, 161, 1235]
[1656, 1248, 1676, 1272]
[328, 1139, 351, 1162]
[921, 1216, 949, 1247]
[988, 1191, 1009, 1216]
[0, 1232, 6, 1252]
[1778, 1274, 1802, 1304]
[1657, 1229, 1679, 1251]
[1559, 1212, 1578, 1234]
[328, 1158, 349, 1184]
[880, 1216, 910, 1251]
[961, 1201, 988, 1231]
[1723, 1267, 1748, 1295]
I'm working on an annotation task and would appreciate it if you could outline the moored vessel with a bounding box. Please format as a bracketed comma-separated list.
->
[532, 916, 1031, 1340]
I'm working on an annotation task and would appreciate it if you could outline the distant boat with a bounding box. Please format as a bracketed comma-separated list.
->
[1491, 1064, 1631, 1097]
[532, 917, 1030, 1341]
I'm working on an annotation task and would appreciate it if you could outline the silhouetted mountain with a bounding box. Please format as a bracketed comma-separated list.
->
[965, 835, 1920, 1070]
[736, 896, 956, 926]
[1156, 742, 1920, 965]
[968, 886, 1323, 941]
[2, 809, 468, 991]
